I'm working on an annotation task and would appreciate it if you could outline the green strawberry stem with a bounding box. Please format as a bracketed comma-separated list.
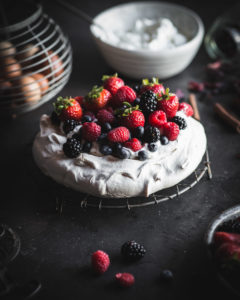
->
[53, 96, 74, 115]
[114, 101, 141, 117]
[102, 73, 118, 82]
[157, 87, 170, 101]
[142, 77, 160, 86]
[86, 85, 103, 101]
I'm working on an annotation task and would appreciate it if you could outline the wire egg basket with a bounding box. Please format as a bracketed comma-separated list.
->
[0, 4, 72, 116]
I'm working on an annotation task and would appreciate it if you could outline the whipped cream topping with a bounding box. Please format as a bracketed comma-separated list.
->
[32, 112, 207, 198]
[96, 18, 187, 51]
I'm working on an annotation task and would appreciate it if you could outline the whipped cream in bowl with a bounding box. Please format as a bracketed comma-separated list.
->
[32, 112, 207, 199]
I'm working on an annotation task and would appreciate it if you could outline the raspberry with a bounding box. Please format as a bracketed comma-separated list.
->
[108, 127, 130, 143]
[91, 250, 110, 274]
[115, 273, 135, 287]
[113, 86, 136, 107]
[82, 122, 101, 141]
[178, 102, 193, 117]
[163, 122, 180, 141]
[124, 138, 142, 152]
[149, 110, 167, 128]
[97, 109, 115, 124]
[121, 240, 146, 261]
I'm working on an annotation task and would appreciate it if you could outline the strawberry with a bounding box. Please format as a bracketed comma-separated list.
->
[74, 96, 84, 106]
[83, 85, 112, 112]
[115, 273, 135, 287]
[102, 73, 124, 95]
[178, 102, 194, 117]
[91, 250, 110, 274]
[215, 242, 240, 262]
[97, 108, 115, 124]
[163, 122, 180, 141]
[157, 88, 179, 119]
[113, 86, 136, 107]
[116, 102, 145, 129]
[140, 77, 165, 96]
[53, 96, 83, 121]
[124, 138, 142, 152]
[82, 122, 101, 141]
[108, 127, 130, 143]
[148, 110, 167, 130]
[214, 232, 240, 247]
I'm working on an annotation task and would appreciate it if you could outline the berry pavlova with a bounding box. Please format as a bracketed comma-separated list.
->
[33, 74, 207, 198]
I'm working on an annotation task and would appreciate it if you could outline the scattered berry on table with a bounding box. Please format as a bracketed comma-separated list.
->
[53, 96, 83, 121]
[97, 108, 115, 124]
[143, 126, 161, 143]
[50, 111, 60, 125]
[121, 240, 146, 261]
[171, 116, 187, 130]
[115, 273, 135, 287]
[217, 218, 240, 234]
[82, 141, 92, 153]
[124, 138, 142, 152]
[140, 77, 165, 95]
[82, 122, 101, 141]
[160, 135, 169, 145]
[108, 127, 130, 143]
[148, 143, 158, 152]
[157, 88, 179, 119]
[63, 119, 80, 134]
[81, 115, 92, 123]
[133, 126, 145, 139]
[160, 270, 174, 282]
[149, 110, 167, 129]
[102, 122, 112, 132]
[113, 85, 136, 107]
[84, 85, 112, 111]
[102, 73, 124, 95]
[91, 250, 110, 274]
[138, 150, 148, 161]
[163, 122, 180, 141]
[178, 102, 193, 117]
[139, 90, 158, 115]
[188, 81, 204, 92]
[63, 138, 82, 158]
[100, 144, 113, 156]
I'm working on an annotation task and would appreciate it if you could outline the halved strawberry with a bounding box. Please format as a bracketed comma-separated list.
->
[83, 85, 112, 112]
[157, 88, 179, 119]
[140, 77, 165, 96]
[102, 73, 124, 95]
[53, 96, 83, 121]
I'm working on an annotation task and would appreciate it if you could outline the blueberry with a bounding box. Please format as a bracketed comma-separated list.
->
[138, 150, 148, 161]
[98, 133, 108, 143]
[82, 141, 92, 153]
[133, 97, 141, 106]
[148, 143, 158, 152]
[160, 270, 174, 282]
[102, 122, 112, 132]
[117, 148, 130, 159]
[82, 115, 92, 123]
[134, 126, 144, 138]
[113, 142, 123, 154]
[100, 144, 113, 156]
[160, 136, 169, 145]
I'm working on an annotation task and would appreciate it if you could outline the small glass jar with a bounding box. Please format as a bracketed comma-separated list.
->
[205, 3, 240, 60]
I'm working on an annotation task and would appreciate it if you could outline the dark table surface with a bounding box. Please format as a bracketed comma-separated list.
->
[1, 0, 240, 299]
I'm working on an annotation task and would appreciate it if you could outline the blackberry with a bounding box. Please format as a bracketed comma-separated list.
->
[50, 111, 60, 126]
[121, 241, 146, 261]
[63, 119, 80, 134]
[171, 116, 187, 130]
[139, 90, 158, 114]
[217, 217, 240, 233]
[63, 138, 82, 158]
[143, 126, 160, 143]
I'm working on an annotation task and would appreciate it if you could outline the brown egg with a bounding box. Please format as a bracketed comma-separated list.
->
[17, 76, 41, 103]
[17, 44, 40, 69]
[31, 73, 49, 95]
[0, 58, 22, 79]
[39, 50, 64, 79]
[0, 41, 16, 58]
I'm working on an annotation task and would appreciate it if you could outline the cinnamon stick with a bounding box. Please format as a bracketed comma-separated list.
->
[189, 93, 200, 121]
[214, 103, 240, 133]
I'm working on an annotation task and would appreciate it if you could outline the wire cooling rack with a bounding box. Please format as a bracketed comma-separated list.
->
[0, 4, 72, 116]
[55, 149, 212, 211]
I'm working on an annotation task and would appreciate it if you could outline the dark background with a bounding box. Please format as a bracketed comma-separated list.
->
[1, 0, 240, 299]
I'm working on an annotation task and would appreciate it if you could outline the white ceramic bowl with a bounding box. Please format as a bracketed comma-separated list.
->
[90, 2, 204, 79]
